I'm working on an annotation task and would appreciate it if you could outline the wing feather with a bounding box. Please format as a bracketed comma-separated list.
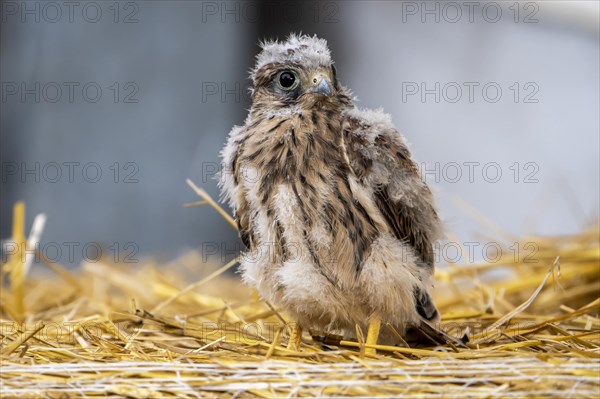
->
[219, 126, 256, 251]
[341, 108, 441, 270]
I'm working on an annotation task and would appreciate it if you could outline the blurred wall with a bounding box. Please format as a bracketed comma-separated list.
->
[1, 1, 598, 266]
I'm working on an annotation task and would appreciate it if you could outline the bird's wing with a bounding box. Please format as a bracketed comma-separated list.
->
[341, 108, 441, 270]
[219, 126, 255, 251]
[341, 108, 441, 321]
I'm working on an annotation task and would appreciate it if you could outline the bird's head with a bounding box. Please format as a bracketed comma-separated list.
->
[249, 34, 350, 112]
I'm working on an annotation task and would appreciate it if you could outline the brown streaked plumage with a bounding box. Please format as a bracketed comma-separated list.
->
[220, 34, 443, 348]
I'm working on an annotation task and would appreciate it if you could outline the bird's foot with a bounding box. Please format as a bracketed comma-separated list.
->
[364, 318, 382, 356]
[286, 324, 302, 351]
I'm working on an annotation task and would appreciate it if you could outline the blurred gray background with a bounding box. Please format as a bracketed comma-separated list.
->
[1, 1, 598, 266]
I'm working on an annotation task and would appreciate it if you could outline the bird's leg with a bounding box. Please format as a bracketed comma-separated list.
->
[365, 318, 382, 356]
[287, 323, 302, 351]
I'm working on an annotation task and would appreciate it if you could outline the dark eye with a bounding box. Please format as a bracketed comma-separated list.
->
[278, 71, 297, 90]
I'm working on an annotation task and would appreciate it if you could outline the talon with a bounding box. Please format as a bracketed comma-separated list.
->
[287, 324, 302, 351]
[365, 318, 382, 356]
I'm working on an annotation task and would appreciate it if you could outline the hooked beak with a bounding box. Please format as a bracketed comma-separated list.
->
[306, 73, 333, 96]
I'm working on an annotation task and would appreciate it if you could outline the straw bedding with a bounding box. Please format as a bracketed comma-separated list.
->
[1, 195, 598, 398]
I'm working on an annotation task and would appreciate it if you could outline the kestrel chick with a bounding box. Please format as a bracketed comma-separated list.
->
[220, 34, 442, 352]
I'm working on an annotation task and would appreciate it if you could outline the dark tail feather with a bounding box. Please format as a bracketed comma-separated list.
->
[410, 287, 468, 348]
[415, 318, 468, 348]
[414, 287, 439, 321]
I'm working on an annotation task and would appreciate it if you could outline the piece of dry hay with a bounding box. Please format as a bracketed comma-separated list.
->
[1, 197, 598, 398]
